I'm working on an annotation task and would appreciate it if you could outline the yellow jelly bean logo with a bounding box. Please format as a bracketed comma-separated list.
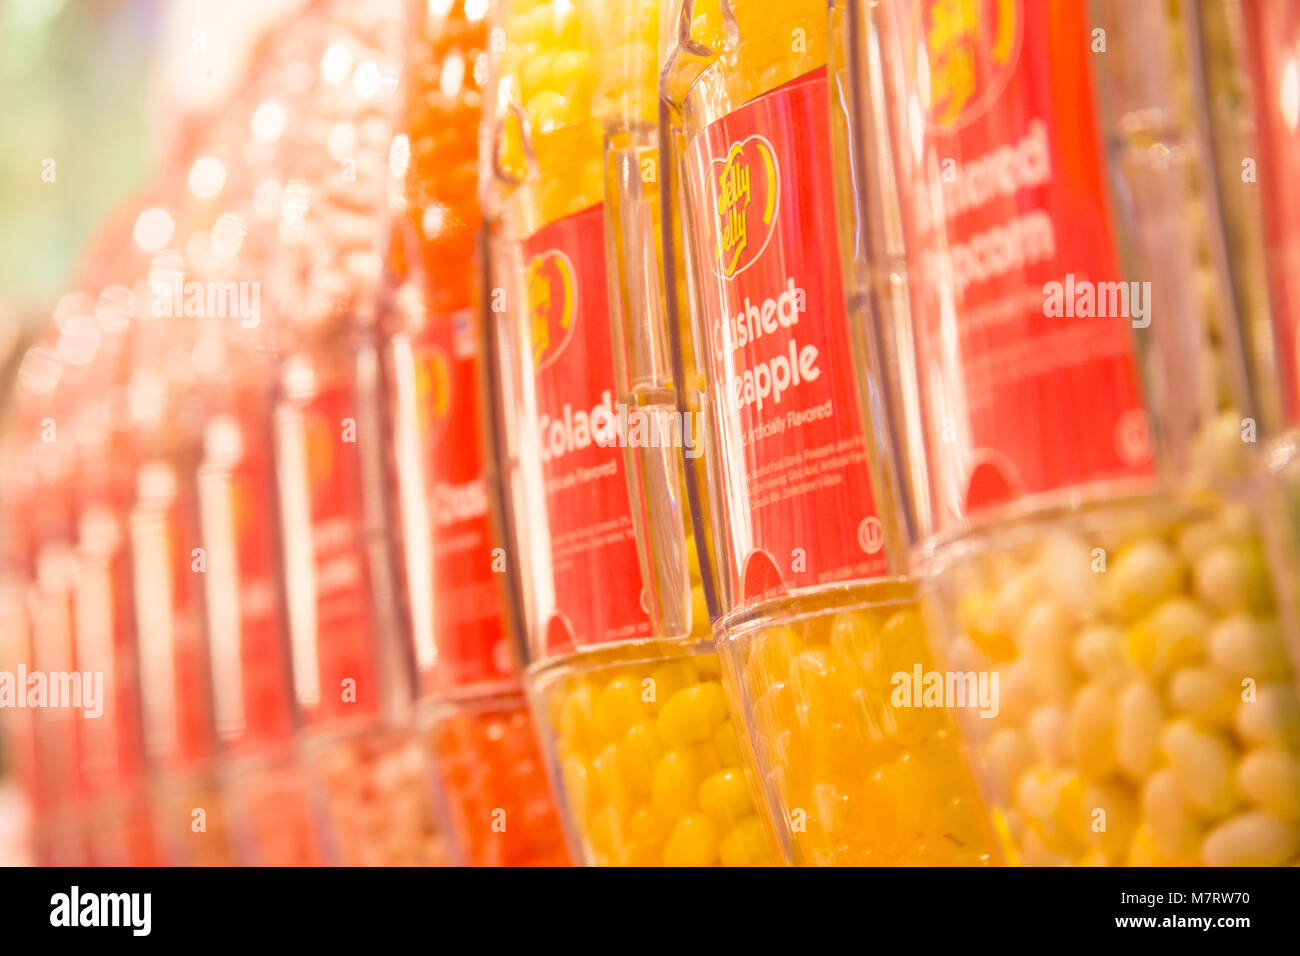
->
[708, 133, 780, 279]
[919, 0, 1021, 129]
[415, 345, 453, 446]
[305, 414, 335, 493]
[526, 248, 576, 370]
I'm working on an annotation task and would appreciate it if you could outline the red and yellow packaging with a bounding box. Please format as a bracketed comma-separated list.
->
[844, 0, 1300, 865]
[484, 0, 777, 866]
[658, 0, 998, 865]
[381, 0, 570, 867]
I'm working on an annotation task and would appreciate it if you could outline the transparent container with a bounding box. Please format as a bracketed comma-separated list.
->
[265, 0, 451, 867]
[197, 330, 333, 867]
[658, 0, 998, 864]
[0, 355, 94, 865]
[126, 258, 240, 867]
[482, 0, 776, 865]
[381, 0, 569, 866]
[838, 0, 1300, 864]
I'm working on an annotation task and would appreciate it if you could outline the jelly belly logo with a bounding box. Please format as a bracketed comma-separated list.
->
[706, 134, 780, 279]
[527, 249, 576, 370]
[416, 346, 452, 446]
[919, 0, 1022, 129]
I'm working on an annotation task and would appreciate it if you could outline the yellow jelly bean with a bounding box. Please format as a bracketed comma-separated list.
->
[592, 743, 632, 813]
[595, 674, 645, 740]
[1193, 543, 1272, 615]
[1237, 748, 1300, 819]
[619, 721, 663, 796]
[1162, 719, 1240, 819]
[663, 813, 720, 866]
[1068, 683, 1119, 778]
[749, 627, 805, 685]
[1141, 769, 1203, 861]
[561, 754, 592, 822]
[698, 769, 754, 826]
[626, 803, 672, 847]
[1115, 681, 1162, 779]
[559, 682, 598, 752]
[1234, 683, 1300, 747]
[588, 805, 625, 861]
[713, 718, 745, 767]
[1209, 614, 1291, 681]
[788, 649, 838, 715]
[1167, 666, 1238, 727]
[652, 748, 702, 819]
[879, 607, 928, 676]
[657, 681, 728, 746]
[647, 660, 697, 709]
[1127, 597, 1209, 676]
[1200, 810, 1300, 866]
[718, 815, 771, 867]
[1107, 539, 1185, 621]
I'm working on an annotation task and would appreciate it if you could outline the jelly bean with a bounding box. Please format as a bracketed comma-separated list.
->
[718, 815, 771, 867]
[595, 674, 646, 740]
[652, 748, 703, 820]
[1106, 539, 1184, 621]
[1200, 810, 1300, 866]
[1071, 624, 1131, 685]
[1234, 683, 1300, 747]
[1127, 597, 1209, 676]
[1236, 748, 1300, 819]
[698, 769, 755, 826]
[1141, 769, 1202, 861]
[663, 813, 720, 866]
[1167, 666, 1238, 726]
[1194, 543, 1272, 615]
[1069, 683, 1119, 778]
[1115, 681, 1162, 779]
[619, 721, 664, 796]
[1209, 614, 1291, 681]
[1162, 719, 1240, 819]
[657, 681, 728, 746]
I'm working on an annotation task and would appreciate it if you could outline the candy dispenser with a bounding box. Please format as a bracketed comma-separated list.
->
[657, 0, 999, 864]
[2, 344, 93, 865]
[380, 0, 569, 867]
[482, 0, 777, 866]
[837, 0, 1300, 865]
[196, 313, 330, 867]
[125, 248, 240, 867]
[1225, 1, 1300, 647]
[265, 0, 450, 867]
[63, 281, 164, 867]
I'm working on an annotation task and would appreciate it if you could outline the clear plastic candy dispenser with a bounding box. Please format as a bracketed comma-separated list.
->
[658, 0, 999, 865]
[838, 0, 1300, 865]
[482, 0, 777, 866]
[379, 0, 569, 867]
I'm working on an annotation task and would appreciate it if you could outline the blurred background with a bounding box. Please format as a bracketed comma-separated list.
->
[0, 0, 302, 867]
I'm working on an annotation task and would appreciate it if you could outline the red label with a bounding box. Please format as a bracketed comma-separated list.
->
[277, 380, 377, 725]
[523, 204, 651, 654]
[686, 68, 885, 604]
[401, 310, 512, 692]
[885, 0, 1152, 529]
[1242, 0, 1300, 424]
[132, 467, 215, 771]
[200, 394, 297, 753]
